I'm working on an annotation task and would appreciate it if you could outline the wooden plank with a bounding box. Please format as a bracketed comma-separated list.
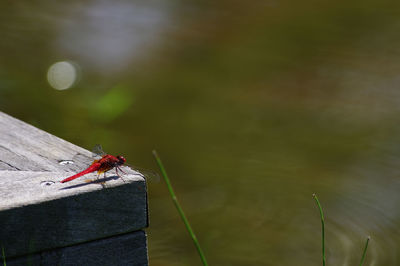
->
[0, 111, 148, 259]
[0, 112, 90, 172]
[6, 230, 148, 266]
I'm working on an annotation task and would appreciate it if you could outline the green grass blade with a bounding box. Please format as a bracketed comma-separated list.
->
[152, 150, 208, 266]
[359, 236, 370, 266]
[313, 194, 325, 266]
[1, 245, 6, 266]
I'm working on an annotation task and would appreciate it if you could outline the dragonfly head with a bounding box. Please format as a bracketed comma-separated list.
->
[116, 156, 126, 165]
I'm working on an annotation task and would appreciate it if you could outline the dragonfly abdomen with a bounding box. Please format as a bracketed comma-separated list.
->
[60, 163, 101, 183]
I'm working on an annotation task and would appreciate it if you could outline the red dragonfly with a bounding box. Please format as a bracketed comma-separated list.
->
[60, 146, 127, 183]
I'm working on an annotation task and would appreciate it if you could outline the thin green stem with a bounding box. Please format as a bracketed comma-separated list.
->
[1, 245, 6, 266]
[313, 194, 325, 266]
[359, 236, 370, 266]
[152, 150, 208, 266]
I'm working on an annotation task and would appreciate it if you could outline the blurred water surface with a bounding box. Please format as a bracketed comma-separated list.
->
[1, 1, 400, 265]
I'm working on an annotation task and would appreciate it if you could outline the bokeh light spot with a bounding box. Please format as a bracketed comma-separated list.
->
[47, 61, 79, 90]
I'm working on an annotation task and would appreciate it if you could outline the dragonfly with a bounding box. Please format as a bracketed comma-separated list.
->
[60, 145, 158, 184]
[60, 145, 127, 183]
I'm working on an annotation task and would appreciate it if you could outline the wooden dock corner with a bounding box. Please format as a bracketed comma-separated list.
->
[0, 111, 149, 265]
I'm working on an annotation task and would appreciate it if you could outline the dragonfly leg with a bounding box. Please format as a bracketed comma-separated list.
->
[115, 167, 126, 183]
[95, 172, 106, 184]
[117, 166, 127, 174]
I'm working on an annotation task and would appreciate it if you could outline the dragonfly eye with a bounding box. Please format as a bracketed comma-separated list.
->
[117, 156, 126, 164]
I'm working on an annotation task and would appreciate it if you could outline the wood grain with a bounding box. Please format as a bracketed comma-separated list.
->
[0, 111, 148, 260]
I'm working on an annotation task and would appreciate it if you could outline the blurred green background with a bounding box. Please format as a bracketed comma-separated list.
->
[1, 1, 400, 265]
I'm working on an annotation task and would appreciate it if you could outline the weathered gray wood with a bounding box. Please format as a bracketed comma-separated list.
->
[0, 111, 148, 260]
[6, 230, 148, 266]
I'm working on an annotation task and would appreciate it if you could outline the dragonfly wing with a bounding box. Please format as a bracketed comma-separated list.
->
[69, 153, 95, 171]
[92, 144, 106, 158]
[124, 165, 160, 183]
